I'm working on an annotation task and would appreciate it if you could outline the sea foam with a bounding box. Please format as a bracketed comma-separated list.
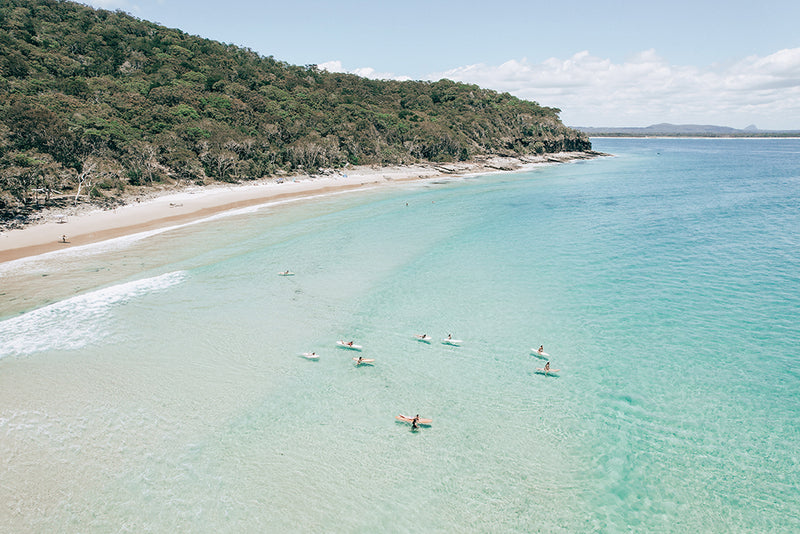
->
[0, 271, 186, 359]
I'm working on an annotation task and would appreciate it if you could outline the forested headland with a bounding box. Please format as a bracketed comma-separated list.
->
[0, 0, 591, 225]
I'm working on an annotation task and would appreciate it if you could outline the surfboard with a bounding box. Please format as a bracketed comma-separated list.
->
[531, 348, 550, 357]
[353, 357, 375, 364]
[278, 271, 295, 276]
[536, 367, 559, 374]
[442, 338, 462, 346]
[396, 414, 433, 425]
[415, 335, 433, 343]
[300, 352, 320, 359]
[336, 341, 363, 350]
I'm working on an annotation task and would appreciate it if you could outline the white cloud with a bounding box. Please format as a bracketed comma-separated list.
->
[318, 61, 412, 82]
[81, 0, 131, 8]
[424, 48, 800, 129]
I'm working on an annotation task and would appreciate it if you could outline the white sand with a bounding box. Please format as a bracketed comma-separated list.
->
[0, 154, 598, 263]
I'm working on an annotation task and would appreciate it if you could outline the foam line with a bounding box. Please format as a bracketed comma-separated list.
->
[0, 187, 382, 277]
[0, 271, 187, 359]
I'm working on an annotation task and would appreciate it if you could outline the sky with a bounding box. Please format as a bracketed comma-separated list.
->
[82, 0, 800, 129]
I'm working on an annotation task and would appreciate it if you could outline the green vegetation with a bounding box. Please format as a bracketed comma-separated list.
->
[0, 0, 591, 223]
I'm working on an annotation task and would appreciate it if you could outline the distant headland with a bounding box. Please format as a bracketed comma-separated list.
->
[573, 123, 800, 137]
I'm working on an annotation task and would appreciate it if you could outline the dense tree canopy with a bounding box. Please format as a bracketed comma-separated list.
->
[0, 0, 591, 220]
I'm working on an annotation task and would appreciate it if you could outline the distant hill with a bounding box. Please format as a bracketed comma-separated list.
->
[573, 123, 800, 137]
[0, 0, 590, 222]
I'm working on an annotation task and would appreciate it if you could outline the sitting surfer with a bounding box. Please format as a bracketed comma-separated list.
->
[356, 356, 363, 365]
[411, 414, 420, 430]
[544, 361, 550, 374]
[538, 345, 544, 353]
[447, 334, 452, 340]
[347, 341, 354, 347]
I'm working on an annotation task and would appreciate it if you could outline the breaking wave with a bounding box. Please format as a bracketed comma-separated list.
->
[0, 271, 186, 359]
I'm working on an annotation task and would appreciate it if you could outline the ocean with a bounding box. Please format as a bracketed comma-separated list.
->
[1, 138, 798, 532]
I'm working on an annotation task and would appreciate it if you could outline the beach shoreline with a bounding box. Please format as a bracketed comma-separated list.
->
[0, 152, 603, 264]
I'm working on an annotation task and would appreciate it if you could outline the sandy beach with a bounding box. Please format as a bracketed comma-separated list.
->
[0, 153, 600, 264]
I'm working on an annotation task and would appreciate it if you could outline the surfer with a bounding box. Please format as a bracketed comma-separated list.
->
[347, 341, 354, 347]
[538, 345, 544, 353]
[544, 361, 550, 375]
[60, 234, 68, 243]
[411, 414, 420, 430]
[356, 356, 363, 365]
[447, 334, 452, 340]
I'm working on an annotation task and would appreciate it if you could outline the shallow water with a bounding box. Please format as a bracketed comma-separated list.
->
[1, 139, 799, 531]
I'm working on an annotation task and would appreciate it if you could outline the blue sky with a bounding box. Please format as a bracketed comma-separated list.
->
[85, 0, 800, 129]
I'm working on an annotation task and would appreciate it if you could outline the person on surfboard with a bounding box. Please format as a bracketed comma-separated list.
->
[538, 345, 544, 353]
[411, 414, 420, 430]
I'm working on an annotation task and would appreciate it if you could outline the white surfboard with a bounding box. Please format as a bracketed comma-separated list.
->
[336, 340, 363, 351]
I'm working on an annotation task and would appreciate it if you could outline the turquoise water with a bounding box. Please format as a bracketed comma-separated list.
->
[1, 138, 799, 531]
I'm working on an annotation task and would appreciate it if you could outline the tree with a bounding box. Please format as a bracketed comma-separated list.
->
[74, 158, 96, 205]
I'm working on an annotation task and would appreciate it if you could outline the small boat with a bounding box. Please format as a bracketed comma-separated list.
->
[336, 340, 363, 351]
[396, 414, 432, 425]
[353, 357, 375, 365]
[300, 352, 320, 360]
[442, 337, 462, 346]
[414, 334, 433, 343]
[278, 271, 295, 276]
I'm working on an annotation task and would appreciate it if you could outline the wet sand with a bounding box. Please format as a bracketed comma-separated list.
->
[0, 153, 600, 264]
